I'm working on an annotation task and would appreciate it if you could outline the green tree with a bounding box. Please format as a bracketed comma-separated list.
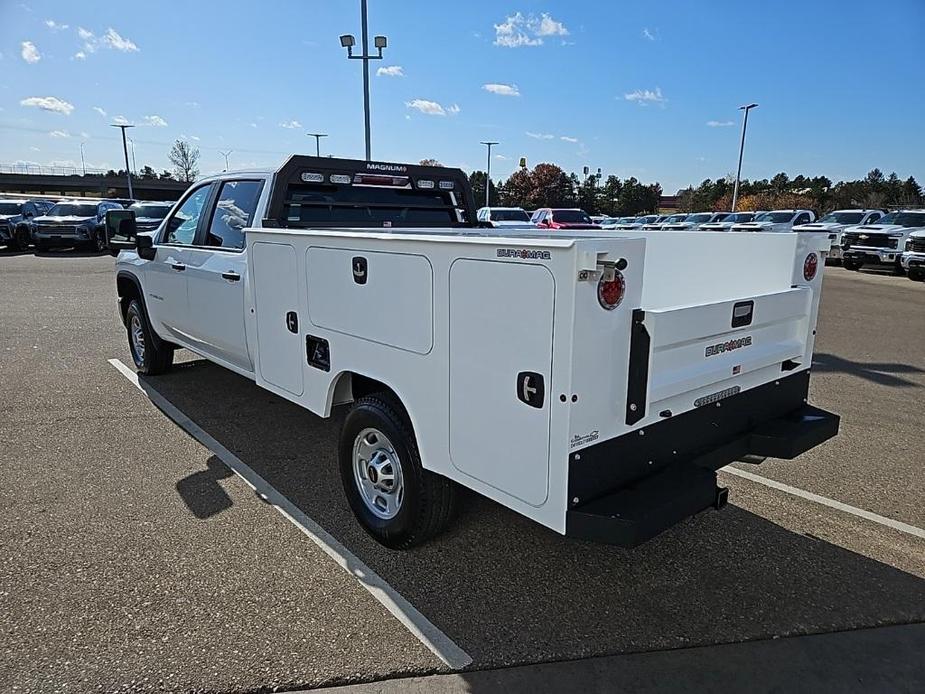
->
[468, 170, 498, 207]
[139, 165, 158, 180]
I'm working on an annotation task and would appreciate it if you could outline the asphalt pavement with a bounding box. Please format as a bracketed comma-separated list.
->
[1, 250, 923, 693]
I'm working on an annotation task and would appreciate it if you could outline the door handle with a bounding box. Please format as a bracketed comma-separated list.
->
[170, 263, 186, 272]
[516, 371, 545, 408]
[221, 271, 241, 282]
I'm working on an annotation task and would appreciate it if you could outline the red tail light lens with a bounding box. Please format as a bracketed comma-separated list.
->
[598, 271, 626, 310]
[803, 252, 818, 281]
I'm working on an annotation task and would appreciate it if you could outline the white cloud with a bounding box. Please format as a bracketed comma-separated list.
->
[180, 133, 200, 141]
[249, 122, 257, 128]
[21, 41, 41, 63]
[493, 12, 568, 47]
[560, 135, 579, 143]
[141, 114, 167, 127]
[406, 99, 456, 116]
[184, 101, 200, 108]
[376, 65, 404, 77]
[526, 131, 554, 140]
[92, 106, 107, 117]
[706, 120, 735, 127]
[45, 19, 68, 31]
[101, 28, 138, 52]
[49, 130, 70, 138]
[112, 115, 130, 125]
[624, 87, 666, 106]
[642, 27, 656, 41]
[29, 146, 40, 152]
[73, 51, 86, 60]
[482, 83, 520, 97]
[279, 120, 303, 129]
[495, 154, 509, 160]
[20, 96, 74, 115]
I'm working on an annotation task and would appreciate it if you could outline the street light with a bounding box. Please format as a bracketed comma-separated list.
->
[110, 123, 135, 199]
[79, 141, 86, 176]
[339, 0, 387, 160]
[731, 103, 758, 212]
[307, 132, 328, 157]
[128, 137, 137, 174]
[219, 150, 233, 171]
[480, 141, 498, 208]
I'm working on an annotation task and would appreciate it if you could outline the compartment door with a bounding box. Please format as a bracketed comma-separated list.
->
[252, 242, 304, 396]
[449, 260, 554, 506]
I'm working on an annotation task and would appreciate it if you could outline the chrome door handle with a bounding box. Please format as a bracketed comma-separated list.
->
[221, 271, 241, 282]
[170, 263, 186, 272]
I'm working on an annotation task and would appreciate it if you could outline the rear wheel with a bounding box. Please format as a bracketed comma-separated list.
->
[339, 392, 456, 549]
[842, 259, 862, 271]
[126, 298, 173, 375]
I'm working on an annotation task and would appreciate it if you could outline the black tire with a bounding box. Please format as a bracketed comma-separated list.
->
[125, 298, 173, 375]
[339, 392, 456, 549]
[843, 259, 862, 271]
[34, 241, 48, 253]
[908, 267, 924, 282]
[94, 231, 107, 253]
[10, 226, 31, 252]
[892, 262, 905, 276]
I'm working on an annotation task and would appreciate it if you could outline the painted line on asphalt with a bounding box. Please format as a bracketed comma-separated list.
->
[723, 466, 925, 541]
[108, 358, 473, 670]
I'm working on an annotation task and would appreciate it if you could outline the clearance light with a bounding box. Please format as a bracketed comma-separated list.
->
[803, 252, 818, 281]
[301, 172, 324, 183]
[330, 174, 351, 184]
[417, 179, 435, 189]
[353, 173, 410, 187]
[598, 270, 626, 310]
[438, 181, 455, 190]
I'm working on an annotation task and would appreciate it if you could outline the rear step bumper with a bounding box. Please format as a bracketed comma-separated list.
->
[565, 375, 839, 547]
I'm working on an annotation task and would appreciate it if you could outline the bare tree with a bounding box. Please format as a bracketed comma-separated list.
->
[168, 139, 200, 183]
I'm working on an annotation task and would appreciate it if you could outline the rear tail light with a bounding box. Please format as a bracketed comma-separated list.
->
[803, 252, 818, 281]
[597, 270, 626, 310]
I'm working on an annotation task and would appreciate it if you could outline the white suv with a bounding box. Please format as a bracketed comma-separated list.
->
[793, 209, 884, 264]
[731, 209, 815, 233]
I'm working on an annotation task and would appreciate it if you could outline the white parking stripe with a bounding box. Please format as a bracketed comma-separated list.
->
[723, 467, 925, 541]
[108, 358, 473, 670]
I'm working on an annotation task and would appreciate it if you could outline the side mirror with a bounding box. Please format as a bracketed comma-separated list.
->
[136, 234, 156, 261]
[104, 209, 137, 256]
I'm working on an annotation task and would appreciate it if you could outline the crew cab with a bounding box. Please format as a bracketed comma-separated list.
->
[32, 198, 124, 251]
[107, 155, 838, 550]
[731, 210, 815, 233]
[698, 211, 761, 232]
[531, 208, 600, 230]
[0, 198, 54, 250]
[841, 210, 925, 273]
[901, 230, 925, 281]
[662, 212, 730, 231]
[793, 209, 883, 265]
[476, 206, 534, 229]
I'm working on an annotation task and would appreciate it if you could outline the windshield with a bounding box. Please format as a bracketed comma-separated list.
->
[869, 212, 925, 227]
[686, 213, 712, 223]
[0, 202, 23, 215]
[130, 204, 171, 220]
[755, 212, 796, 223]
[552, 210, 592, 223]
[47, 203, 98, 217]
[665, 214, 688, 223]
[491, 209, 530, 222]
[819, 212, 864, 225]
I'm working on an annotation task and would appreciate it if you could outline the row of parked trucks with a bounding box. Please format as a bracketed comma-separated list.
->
[478, 205, 925, 278]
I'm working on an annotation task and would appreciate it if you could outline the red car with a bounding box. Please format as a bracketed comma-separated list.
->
[531, 208, 601, 230]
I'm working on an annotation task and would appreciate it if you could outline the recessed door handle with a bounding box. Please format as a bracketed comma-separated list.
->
[221, 271, 241, 282]
[170, 263, 186, 272]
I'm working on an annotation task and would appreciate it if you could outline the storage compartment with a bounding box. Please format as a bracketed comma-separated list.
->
[448, 259, 554, 506]
[306, 247, 433, 355]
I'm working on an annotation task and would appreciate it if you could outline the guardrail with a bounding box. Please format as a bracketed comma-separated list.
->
[0, 163, 109, 176]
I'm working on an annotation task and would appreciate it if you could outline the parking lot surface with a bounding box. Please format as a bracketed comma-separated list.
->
[1, 251, 923, 692]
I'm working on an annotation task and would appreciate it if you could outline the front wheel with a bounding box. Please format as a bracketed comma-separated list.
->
[842, 259, 862, 271]
[339, 392, 456, 549]
[908, 267, 924, 282]
[125, 298, 173, 375]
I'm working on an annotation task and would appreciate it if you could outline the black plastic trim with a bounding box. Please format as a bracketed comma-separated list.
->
[625, 309, 650, 425]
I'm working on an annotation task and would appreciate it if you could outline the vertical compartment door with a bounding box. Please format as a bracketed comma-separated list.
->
[449, 260, 555, 506]
[252, 242, 304, 396]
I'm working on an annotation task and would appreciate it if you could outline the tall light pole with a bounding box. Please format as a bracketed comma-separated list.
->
[480, 141, 498, 208]
[128, 137, 137, 174]
[219, 150, 233, 171]
[307, 132, 328, 156]
[731, 103, 758, 212]
[340, 0, 387, 160]
[79, 141, 86, 176]
[110, 123, 135, 199]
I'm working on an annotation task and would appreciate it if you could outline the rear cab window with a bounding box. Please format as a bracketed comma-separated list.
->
[206, 180, 263, 250]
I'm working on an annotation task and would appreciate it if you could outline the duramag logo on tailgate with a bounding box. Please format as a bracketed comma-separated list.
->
[705, 335, 752, 357]
[497, 248, 552, 260]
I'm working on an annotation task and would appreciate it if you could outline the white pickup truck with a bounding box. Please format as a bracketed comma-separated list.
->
[841, 210, 925, 273]
[107, 156, 839, 549]
[793, 209, 884, 265]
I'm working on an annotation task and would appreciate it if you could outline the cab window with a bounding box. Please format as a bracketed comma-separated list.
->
[163, 185, 212, 245]
[205, 180, 263, 250]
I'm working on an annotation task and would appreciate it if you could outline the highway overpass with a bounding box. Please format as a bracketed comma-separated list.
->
[0, 172, 188, 201]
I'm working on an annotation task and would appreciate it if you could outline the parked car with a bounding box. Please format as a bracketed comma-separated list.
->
[792, 209, 884, 264]
[662, 212, 730, 231]
[0, 198, 55, 250]
[642, 214, 686, 230]
[731, 209, 815, 233]
[600, 216, 636, 229]
[616, 214, 660, 229]
[901, 229, 925, 280]
[476, 207, 535, 229]
[531, 208, 600, 229]
[841, 210, 925, 273]
[94, 201, 175, 251]
[698, 212, 762, 232]
[31, 199, 124, 251]
[107, 154, 838, 549]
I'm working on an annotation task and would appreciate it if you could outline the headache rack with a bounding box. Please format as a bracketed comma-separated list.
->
[263, 155, 476, 230]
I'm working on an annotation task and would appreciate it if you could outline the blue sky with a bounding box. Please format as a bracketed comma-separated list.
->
[1, 0, 923, 193]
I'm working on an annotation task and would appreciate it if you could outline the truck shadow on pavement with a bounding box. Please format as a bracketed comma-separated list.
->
[156, 358, 925, 670]
[812, 352, 924, 388]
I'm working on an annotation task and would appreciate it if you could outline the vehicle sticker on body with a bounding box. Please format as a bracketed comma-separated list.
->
[570, 430, 600, 449]
[705, 335, 752, 357]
